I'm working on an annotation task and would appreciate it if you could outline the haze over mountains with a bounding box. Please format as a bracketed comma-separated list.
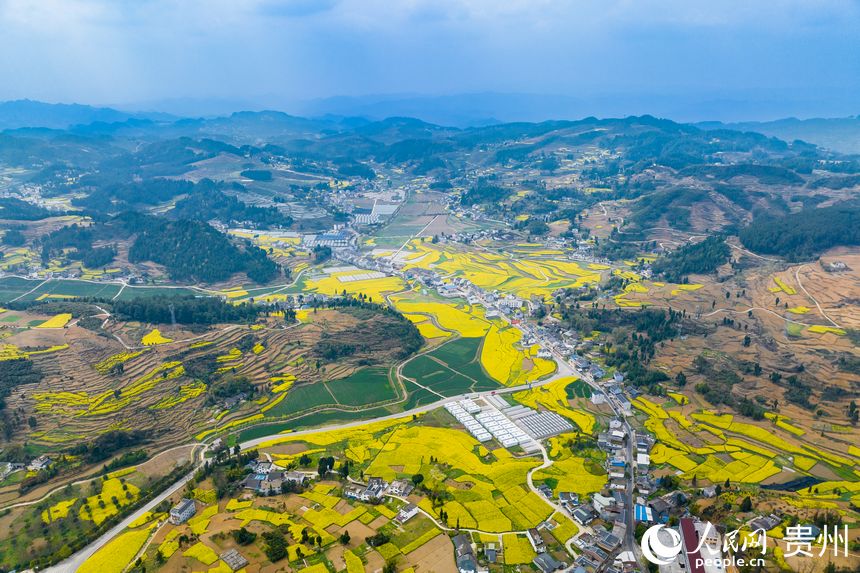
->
[2, 98, 860, 154]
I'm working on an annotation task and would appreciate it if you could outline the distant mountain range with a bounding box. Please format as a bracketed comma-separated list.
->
[2, 98, 859, 154]
[697, 117, 860, 154]
[0, 99, 174, 130]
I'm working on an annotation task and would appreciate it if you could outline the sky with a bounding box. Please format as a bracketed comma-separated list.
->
[1, 0, 859, 121]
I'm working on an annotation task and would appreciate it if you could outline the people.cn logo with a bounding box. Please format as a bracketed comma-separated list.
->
[641, 524, 684, 565]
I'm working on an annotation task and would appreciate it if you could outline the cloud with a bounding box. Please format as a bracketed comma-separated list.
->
[0, 0, 856, 117]
[257, 0, 341, 18]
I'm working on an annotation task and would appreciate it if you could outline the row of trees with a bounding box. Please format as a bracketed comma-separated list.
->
[112, 295, 263, 325]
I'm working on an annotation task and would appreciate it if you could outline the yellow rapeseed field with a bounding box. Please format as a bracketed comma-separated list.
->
[363, 425, 551, 531]
[141, 328, 172, 345]
[79, 478, 140, 525]
[183, 541, 219, 565]
[480, 324, 526, 384]
[395, 241, 599, 301]
[94, 350, 146, 374]
[807, 325, 846, 336]
[537, 433, 606, 495]
[392, 298, 491, 338]
[79, 524, 154, 573]
[304, 273, 406, 303]
[42, 499, 77, 523]
[344, 549, 364, 573]
[152, 381, 206, 409]
[502, 533, 537, 564]
[772, 277, 797, 295]
[36, 313, 72, 328]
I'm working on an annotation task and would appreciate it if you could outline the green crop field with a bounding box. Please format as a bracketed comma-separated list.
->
[262, 383, 338, 419]
[401, 381, 442, 409]
[236, 405, 396, 442]
[115, 286, 200, 300]
[0, 277, 42, 303]
[566, 379, 593, 398]
[0, 278, 202, 303]
[326, 367, 399, 406]
[18, 279, 122, 302]
[261, 369, 400, 420]
[403, 337, 500, 395]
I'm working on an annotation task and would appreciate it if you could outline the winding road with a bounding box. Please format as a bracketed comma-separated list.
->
[45, 355, 578, 573]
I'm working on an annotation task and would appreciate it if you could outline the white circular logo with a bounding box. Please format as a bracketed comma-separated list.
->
[641, 524, 683, 565]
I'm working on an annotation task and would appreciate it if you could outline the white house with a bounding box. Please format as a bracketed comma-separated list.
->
[169, 498, 197, 525]
[396, 503, 419, 523]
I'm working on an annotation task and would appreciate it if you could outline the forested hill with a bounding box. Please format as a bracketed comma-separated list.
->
[738, 203, 860, 260]
[652, 236, 731, 282]
[40, 213, 280, 284]
[3, 104, 860, 265]
[127, 217, 280, 283]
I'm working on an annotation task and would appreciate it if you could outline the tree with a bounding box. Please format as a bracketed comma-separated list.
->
[724, 478, 731, 489]
[232, 528, 257, 546]
[339, 531, 351, 545]
[1, 229, 25, 246]
[366, 532, 391, 547]
[740, 496, 753, 512]
[411, 473, 424, 487]
[262, 531, 288, 561]
[675, 372, 687, 387]
[318, 456, 335, 478]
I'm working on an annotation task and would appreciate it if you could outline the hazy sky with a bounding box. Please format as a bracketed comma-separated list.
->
[1, 0, 858, 118]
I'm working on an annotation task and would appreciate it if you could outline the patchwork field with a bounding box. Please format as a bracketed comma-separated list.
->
[255, 416, 570, 535]
[381, 240, 603, 302]
[632, 396, 860, 488]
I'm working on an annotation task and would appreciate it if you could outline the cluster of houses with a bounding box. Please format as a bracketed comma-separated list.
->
[343, 477, 415, 506]
[571, 527, 627, 572]
[0, 455, 53, 481]
[240, 460, 308, 495]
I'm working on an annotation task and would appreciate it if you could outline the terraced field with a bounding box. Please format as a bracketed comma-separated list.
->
[632, 397, 860, 488]
[1, 303, 426, 451]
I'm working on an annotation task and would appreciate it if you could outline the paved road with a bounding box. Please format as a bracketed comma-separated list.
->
[551, 349, 643, 568]
[0, 444, 201, 512]
[42, 246, 603, 572]
[46, 357, 576, 572]
[44, 460, 204, 573]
